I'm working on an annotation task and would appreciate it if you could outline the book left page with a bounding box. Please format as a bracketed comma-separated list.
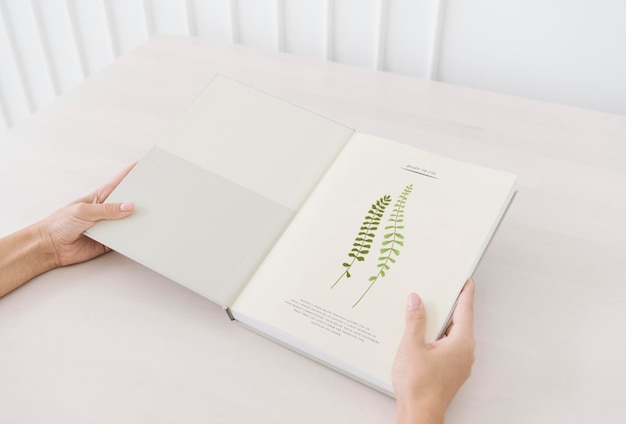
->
[86, 75, 354, 307]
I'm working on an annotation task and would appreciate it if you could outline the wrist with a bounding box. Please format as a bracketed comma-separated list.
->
[34, 220, 61, 271]
[396, 395, 446, 424]
[0, 222, 59, 297]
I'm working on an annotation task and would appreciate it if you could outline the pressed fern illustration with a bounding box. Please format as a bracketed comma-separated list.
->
[352, 184, 413, 308]
[331, 195, 392, 288]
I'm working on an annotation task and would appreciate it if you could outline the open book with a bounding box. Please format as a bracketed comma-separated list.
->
[86, 75, 517, 396]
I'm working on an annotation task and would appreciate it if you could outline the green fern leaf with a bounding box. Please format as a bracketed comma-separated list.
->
[331, 194, 392, 289]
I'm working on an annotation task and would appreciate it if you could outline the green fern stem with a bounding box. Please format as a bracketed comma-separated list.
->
[352, 184, 413, 307]
[331, 258, 357, 289]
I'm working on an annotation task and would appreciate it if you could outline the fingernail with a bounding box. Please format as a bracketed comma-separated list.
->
[407, 293, 422, 310]
[120, 202, 135, 212]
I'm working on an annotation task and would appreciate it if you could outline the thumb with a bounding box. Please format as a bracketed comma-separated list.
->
[403, 292, 427, 346]
[75, 201, 135, 223]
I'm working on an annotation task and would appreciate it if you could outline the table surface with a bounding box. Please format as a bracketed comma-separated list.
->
[1, 35, 625, 424]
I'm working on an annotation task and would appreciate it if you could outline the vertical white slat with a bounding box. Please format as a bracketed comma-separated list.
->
[102, 0, 120, 57]
[67, 0, 117, 77]
[275, 0, 285, 52]
[229, 0, 240, 43]
[331, 0, 379, 69]
[191, 0, 232, 43]
[143, 0, 154, 36]
[30, 0, 60, 96]
[383, 0, 432, 78]
[36, 0, 86, 93]
[324, 0, 334, 61]
[375, 0, 388, 70]
[149, 0, 188, 35]
[427, 0, 447, 80]
[108, 0, 151, 54]
[65, 0, 88, 77]
[278, 0, 327, 60]
[185, 0, 196, 35]
[233, 0, 280, 51]
[0, 0, 35, 113]
[4, 1, 59, 113]
[0, 90, 10, 130]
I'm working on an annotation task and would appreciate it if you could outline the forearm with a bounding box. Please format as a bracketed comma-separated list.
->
[0, 223, 58, 297]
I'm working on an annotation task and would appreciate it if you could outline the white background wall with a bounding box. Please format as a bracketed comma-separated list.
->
[1, 0, 625, 132]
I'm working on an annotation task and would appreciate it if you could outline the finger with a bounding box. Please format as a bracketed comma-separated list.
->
[95, 162, 137, 203]
[402, 292, 428, 348]
[72, 163, 137, 205]
[447, 278, 475, 339]
[444, 321, 454, 337]
[74, 201, 135, 223]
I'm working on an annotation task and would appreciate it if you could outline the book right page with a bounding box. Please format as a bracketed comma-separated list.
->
[231, 133, 517, 393]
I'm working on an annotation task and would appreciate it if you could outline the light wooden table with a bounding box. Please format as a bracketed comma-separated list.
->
[1, 35, 625, 424]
